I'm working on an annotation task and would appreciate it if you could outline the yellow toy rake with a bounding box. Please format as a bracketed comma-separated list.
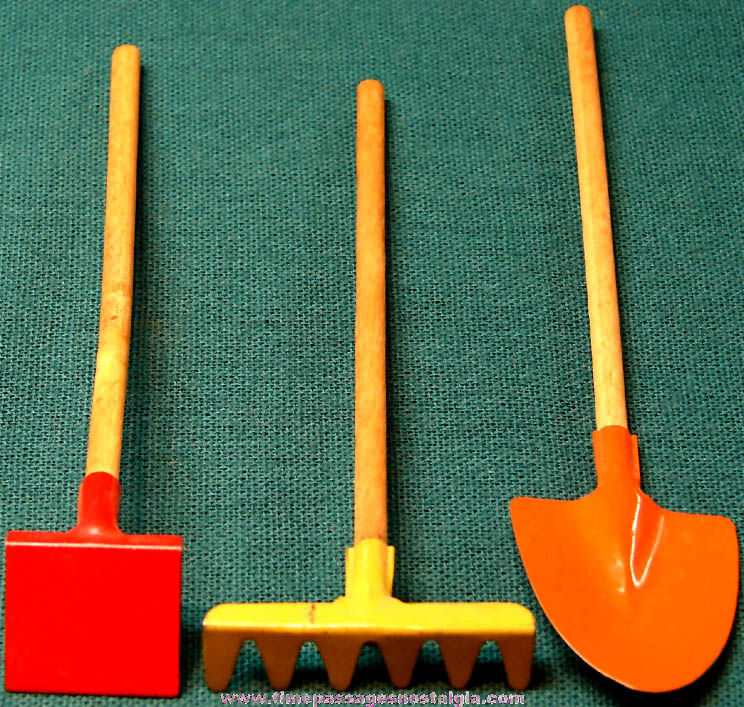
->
[203, 79, 535, 692]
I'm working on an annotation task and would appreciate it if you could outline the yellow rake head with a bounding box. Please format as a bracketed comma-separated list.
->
[203, 79, 535, 691]
[204, 539, 535, 691]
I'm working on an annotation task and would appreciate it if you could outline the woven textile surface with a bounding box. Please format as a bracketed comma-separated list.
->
[0, 1, 742, 704]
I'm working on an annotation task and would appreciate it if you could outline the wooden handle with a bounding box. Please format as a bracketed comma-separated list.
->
[353, 79, 387, 542]
[85, 45, 140, 478]
[565, 6, 627, 430]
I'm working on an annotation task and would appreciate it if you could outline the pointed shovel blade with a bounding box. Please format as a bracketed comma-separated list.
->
[510, 427, 738, 692]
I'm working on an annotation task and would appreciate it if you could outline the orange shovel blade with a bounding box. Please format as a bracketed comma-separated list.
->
[510, 426, 738, 692]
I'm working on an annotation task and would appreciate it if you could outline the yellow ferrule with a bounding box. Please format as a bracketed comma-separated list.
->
[344, 538, 395, 599]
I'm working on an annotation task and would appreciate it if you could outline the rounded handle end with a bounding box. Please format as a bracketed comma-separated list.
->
[357, 79, 384, 102]
[113, 44, 140, 63]
[565, 5, 592, 27]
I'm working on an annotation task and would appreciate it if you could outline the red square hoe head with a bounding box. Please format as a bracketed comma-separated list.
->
[4, 472, 183, 697]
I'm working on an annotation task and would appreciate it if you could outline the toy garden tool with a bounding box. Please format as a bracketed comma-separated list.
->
[510, 6, 739, 693]
[4, 46, 182, 697]
[203, 79, 535, 692]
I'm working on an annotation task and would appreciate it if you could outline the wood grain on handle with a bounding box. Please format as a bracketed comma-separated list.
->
[354, 79, 387, 542]
[86, 45, 140, 478]
[565, 6, 627, 430]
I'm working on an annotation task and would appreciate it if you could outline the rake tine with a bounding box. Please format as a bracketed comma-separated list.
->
[255, 637, 303, 689]
[316, 638, 363, 691]
[499, 635, 535, 691]
[379, 639, 422, 687]
[438, 639, 482, 689]
[203, 633, 244, 692]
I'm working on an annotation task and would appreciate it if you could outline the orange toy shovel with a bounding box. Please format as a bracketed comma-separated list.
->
[510, 6, 738, 693]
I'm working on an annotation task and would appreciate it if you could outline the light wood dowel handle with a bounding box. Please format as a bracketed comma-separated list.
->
[86, 45, 140, 478]
[354, 79, 387, 542]
[565, 6, 627, 430]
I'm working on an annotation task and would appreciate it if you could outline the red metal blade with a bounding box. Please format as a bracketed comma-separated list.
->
[4, 472, 182, 697]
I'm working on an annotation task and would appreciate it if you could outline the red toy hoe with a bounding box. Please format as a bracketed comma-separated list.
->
[4, 46, 183, 697]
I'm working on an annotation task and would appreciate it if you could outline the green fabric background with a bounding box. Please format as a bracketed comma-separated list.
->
[0, 1, 741, 704]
